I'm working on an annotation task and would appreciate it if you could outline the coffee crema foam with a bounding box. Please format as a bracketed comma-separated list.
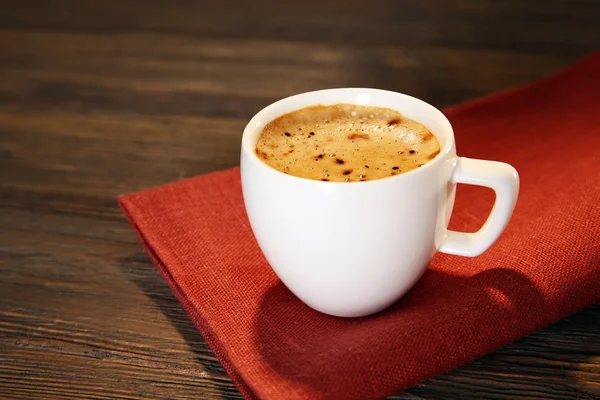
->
[255, 104, 441, 182]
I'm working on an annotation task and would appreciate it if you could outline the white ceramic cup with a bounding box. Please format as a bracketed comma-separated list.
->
[241, 89, 519, 317]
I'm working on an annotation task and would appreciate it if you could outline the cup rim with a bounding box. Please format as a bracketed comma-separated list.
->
[241, 88, 455, 185]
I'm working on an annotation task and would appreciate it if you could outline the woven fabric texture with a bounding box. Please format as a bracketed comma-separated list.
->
[119, 53, 600, 400]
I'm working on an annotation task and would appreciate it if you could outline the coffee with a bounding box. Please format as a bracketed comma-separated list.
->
[255, 104, 440, 182]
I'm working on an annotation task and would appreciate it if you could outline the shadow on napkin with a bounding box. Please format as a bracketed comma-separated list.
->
[255, 267, 545, 390]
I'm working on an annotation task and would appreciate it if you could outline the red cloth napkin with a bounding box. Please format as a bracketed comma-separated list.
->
[119, 53, 600, 400]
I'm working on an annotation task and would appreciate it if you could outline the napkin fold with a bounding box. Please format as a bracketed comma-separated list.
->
[119, 52, 600, 400]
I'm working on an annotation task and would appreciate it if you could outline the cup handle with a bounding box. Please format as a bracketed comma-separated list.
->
[439, 157, 520, 257]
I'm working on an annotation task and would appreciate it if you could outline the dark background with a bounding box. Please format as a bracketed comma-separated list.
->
[1, 1, 599, 398]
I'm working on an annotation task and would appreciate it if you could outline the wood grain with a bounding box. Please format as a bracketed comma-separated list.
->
[1, 0, 599, 398]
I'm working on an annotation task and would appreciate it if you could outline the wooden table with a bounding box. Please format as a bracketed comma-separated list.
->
[1, 1, 599, 398]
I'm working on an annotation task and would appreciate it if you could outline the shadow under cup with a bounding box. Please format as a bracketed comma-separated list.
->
[240, 88, 517, 317]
